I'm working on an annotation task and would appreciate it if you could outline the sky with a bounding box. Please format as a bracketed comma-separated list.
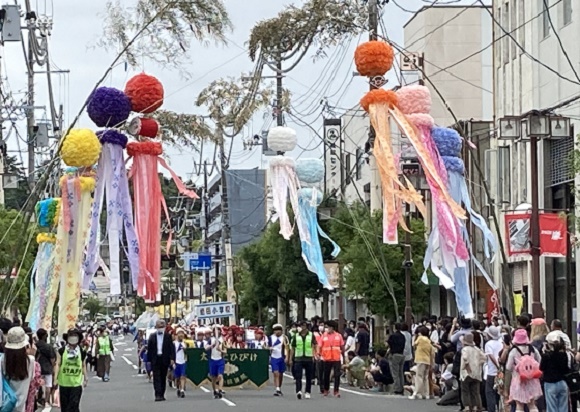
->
[1, 0, 480, 184]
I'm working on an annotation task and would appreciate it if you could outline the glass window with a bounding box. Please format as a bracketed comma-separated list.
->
[542, 0, 551, 38]
[563, 0, 572, 26]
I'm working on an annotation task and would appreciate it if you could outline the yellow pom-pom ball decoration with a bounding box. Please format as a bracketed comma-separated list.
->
[61, 129, 101, 167]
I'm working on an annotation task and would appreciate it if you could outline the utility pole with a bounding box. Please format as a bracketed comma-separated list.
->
[201, 160, 211, 301]
[24, 7, 36, 187]
[0, 53, 5, 207]
[218, 124, 236, 325]
[529, 134, 543, 318]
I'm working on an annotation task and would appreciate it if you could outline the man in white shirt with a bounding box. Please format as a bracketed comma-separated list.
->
[484, 326, 503, 412]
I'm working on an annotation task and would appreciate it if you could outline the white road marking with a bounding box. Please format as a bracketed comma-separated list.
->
[124, 348, 133, 352]
[41, 406, 52, 412]
[132, 364, 139, 369]
[121, 356, 133, 365]
[199, 386, 236, 406]
[282, 373, 397, 399]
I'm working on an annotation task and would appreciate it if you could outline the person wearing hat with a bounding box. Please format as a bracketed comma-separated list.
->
[249, 329, 268, 349]
[95, 324, 114, 382]
[1, 327, 36, 412]
[459, 332, 486, 412]
[506, 329, 542, 412]
[289, 320, 317, 399]
[173, 329, 188, 398]
[269, 324, 289, 397]
[484, 326, 503, 412]
[54, 328, 88, 412]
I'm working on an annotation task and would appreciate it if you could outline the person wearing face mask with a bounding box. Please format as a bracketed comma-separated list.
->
[289, 321, 317, 399]
[313, 322, 325, 392]
[95, 327, 114, 382]
[205, 325, 226, 399]
[269, 324, 290, 396]
[147, 320, 176, 402]
[54, 329, 88, 412]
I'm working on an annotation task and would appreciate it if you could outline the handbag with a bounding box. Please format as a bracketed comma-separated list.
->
[565, 371, 580, 394]
[0, 370, 17, 412]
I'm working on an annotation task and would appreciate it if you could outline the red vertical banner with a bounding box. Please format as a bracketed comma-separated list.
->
[539, 213, 567, 257]
[486, 289, 500, 321]
[505, 213, 531, 256]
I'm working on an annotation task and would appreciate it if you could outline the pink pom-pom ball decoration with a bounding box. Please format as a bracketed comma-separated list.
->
[396, 85, 432, 115]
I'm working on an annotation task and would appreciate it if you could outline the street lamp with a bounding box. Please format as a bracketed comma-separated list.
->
[498, 112, 566, 319]
[400, 160, 428, 328]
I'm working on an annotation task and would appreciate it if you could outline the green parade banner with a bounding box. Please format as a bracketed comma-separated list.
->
[185, 348, 270, 388]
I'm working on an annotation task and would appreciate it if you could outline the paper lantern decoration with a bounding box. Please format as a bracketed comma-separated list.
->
[125, 73, 164, 113]
[267, 126, 297, 153]
[127, 140, 197, 302]
[127, 117, 160, 138]
[61, 129, 101, 168]
[296, 158, 325, 184]
[87, 87, 132, 128]
[354, 40, 395, 77]
[84, 129, 140, 296]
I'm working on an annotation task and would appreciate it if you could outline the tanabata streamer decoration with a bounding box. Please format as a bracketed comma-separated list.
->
[84, 87, 140, 296]
[426, 127, 497, 318]
[26, 199, 60, 331]
[396, 85, 467, 289]
[268, 126, 300, 240]
[354, 41, 465, 244]
[295, 159, 340, 289]
[54, 129, 100, 336]
[124, 73, 197, 302]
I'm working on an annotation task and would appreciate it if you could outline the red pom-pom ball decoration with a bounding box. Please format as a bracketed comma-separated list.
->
[125, 73, 164, 114]
[354, 41, 395, 77]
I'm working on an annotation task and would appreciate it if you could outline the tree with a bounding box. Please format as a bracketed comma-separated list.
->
[328, 202, 429, 321]
[3, 156, 30, 211]
[236, 220, 324, 324]
[0, 209, 37, 316]
[83, 296, 105, 319]
[100, 0, 232, 75]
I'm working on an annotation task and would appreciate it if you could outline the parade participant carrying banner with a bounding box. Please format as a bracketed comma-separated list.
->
[185, 348, 269, 389]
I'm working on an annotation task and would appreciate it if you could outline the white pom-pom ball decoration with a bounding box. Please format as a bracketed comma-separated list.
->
[267, 126, 297, 152]
[296, 158, 324, 184]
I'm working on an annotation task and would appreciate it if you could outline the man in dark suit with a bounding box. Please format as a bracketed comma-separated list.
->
[147, 320, 176, 401]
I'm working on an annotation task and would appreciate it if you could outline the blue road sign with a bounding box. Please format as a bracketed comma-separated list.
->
[184, 253, 212, 271]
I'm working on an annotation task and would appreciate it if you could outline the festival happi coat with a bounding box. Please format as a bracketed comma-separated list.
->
[354, 41, 496, 317]
[83, 87, 140, 296]
[123, 74, 198, 302]
[26, 198, 60, 331]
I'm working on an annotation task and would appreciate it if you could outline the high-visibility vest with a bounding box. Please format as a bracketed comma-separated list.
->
[294, 332, 313, 358]
[57, 350, 83, 387]
[320, 332, 343, 361]
[98, 336, 111, 355]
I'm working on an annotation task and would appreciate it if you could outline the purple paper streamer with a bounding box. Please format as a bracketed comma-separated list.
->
[83, 143, 140, 291]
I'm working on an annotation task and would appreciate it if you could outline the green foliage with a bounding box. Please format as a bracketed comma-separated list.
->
[83, 296, 105, 318]
[236, 221, 323, 324]
[3, 156, 30, 211]
[0, 208, 38, 316]
[100, 0, 232, 74]
[328, 202, 429, 320]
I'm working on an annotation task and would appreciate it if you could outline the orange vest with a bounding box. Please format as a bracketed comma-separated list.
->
[320, 332, 343, 361]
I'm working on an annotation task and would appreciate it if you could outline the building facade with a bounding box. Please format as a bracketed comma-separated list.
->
[403, 5, 494, 317]
[492, 0, 577, 328]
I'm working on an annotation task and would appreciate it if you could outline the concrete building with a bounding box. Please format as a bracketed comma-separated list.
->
[203, 168, 269, 296]
[402, 4, 495, 317]
[492, 0, 577, 329]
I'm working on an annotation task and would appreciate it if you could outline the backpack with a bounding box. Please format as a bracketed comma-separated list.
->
[0, 355, 17, 412]
[513, 345, 542, 381]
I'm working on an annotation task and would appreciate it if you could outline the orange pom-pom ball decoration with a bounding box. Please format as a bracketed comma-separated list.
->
[125, 73, 164, 114]
[354, 41, 395, 77]
[360, 89, 398, 112]
[127, 141, 163, 157]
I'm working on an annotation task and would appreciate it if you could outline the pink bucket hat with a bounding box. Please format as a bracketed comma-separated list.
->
[531, 318, 546, 326]
[513, 329, 529, 345]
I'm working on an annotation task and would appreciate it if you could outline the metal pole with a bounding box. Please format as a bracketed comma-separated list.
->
[26, 31, 35, 187]
[530, 135, 543, 318]
[203, 161, 211, 300]
[404, 202, 413, 328]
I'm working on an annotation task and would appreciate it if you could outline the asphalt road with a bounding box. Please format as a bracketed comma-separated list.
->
[46, 335, 457, 412]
